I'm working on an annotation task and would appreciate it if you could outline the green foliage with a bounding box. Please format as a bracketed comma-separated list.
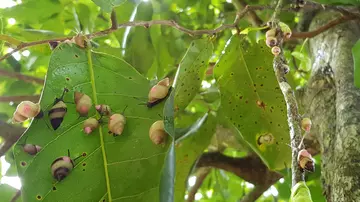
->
[91, 0, 127, 13]
[0, 184, 21, 202]
[174, 113, 217, 202]
[174, 39, 213, 112]
[290, 182, 313, 202]
[352, 39, 360, 88]
[14, 43, 169, 201]
[214, 35, 291, 170]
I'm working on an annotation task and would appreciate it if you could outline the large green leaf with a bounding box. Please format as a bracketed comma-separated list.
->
[352, 39, 360, 88]
[91, 0, 127, 12]
[174, 39, 213, 112]
[214, 35, 291, 170]
[14, 43, 169, 202]
[174, 112, 217, 202]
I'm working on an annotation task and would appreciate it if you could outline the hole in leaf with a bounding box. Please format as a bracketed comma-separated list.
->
[82, 152, 87, 157]
[83, 169, 86, 171]
[66, 77, 70, 81]
[21, 161, 26, 166]
[75, 54, 79, 58]
[52, 186, 57, 191]
[82, 163, 86, 166]
[36, 195, 42, 200]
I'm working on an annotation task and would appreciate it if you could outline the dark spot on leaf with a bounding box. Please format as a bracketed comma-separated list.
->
[255, 121, 257, 124]
[82, 152, 87, 156]
[245, 100, 248, 104]
[191, 42, 194, 46]
[53, 186, 57, 191]
[181, 83, 184, 86]
[202, 61, 204, 63]
[254, 90, 257, 93]
[103, 199, 106, 202]
[275, 87, 280, 90]
[21, 161, 26, 166]
[197, 77, 200, 80]
[128, 77, 132, 80]
[253, 84, 256, 87]
[278, 124, 281, 127]
[281, 137, 284, 140]
[188, 93, 190, 96]
[66, 77, 70, 81]
[276, 142, 279, 145]
[260, 84, 264, 87]
[239, 96, 243, 99]
[229, 101, 232, 104]
[270, 121, 273, 124]
[82, 163, 86, 166]
[75, 54, 78, 58]
[36, 195, 42, 200]
[83, 169, 85, 171]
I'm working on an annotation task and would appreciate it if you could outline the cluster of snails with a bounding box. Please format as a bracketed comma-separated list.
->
[265, 22, 292, 56]
[12, 77, 172, 182]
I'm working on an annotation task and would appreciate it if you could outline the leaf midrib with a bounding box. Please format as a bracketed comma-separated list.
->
[87, 49, 113, 201]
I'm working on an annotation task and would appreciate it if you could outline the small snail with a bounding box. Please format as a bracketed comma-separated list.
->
[83, 118, 99, 135]
[271, 46, 281, 56]
[23, 144, 42, 155]
[74, 91, 92, 117]
[279, 22, 292, 39]
[95, 105, 111, 116]
[48, 88, 68, 130]
[12, 101, 43, 123]
[149, 120, 168, 145]
[108, 114, 126, 136]
[297, 149, 315, 172]
[301, 118, 312, 132]
[51, 150, 84, 181]
[147, 77, 172, 108]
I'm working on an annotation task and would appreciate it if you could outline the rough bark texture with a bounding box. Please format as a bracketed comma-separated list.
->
[303, 12, 360, 201]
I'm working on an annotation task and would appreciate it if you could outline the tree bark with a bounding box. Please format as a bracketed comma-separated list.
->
[303, 12, 360, 201]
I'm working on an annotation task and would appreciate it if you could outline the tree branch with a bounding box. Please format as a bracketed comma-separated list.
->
[0, 95, 40, 103]
[0, 5, 271, 62]
[233, 0, 263, 26]
[239, 185, 270, 202]
[186, 168, 211, 202]
[110, 10, 118, 30]
[271, 0, 304, 187]
[0, 68, 44, 85]
[291, 14, 357, 39]
[197, 152, 282, 186]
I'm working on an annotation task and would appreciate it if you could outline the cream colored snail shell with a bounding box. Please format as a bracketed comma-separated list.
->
[12, 101, 41, 123]
[266, 37, 278, 48]
[271, 46, 281, 56]
[74, 92, 92, 116]
[297, 149, 315, 172]
[23, 144, 41, 155]
[149, 120, 168, 145]
[83, 118, 99, 134]
[265, 28, 276, 38]
[108, 114, 126, 135]
[148, 78, 171, 103]
[301, 118, 312, 132]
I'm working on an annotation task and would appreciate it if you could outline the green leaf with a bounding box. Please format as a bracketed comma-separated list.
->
[174, 39, 213, 112]
[91, 0, 127, 12]
[122, 2, 156, 76]
[174, 113, 217, 202]
[0, 184, 20, 202]
[352, 39, 360, 88]
[290, 182, 313, 202]
[14, 43, 169, 202]
[214, 35, 291, 170]
[2, 0, 62, 24]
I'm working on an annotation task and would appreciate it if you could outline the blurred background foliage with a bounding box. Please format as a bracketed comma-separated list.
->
[0, 0, 326, 201]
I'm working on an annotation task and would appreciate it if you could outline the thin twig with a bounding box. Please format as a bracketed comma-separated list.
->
[0, 6, 269, 62]
[0, 68, 44, 85]
[291, 15, 357, 39]
[233, 0, 263, 26]
[110, 10, 118, 30]
[271, 0, 304, 188]
[10, 190, 21, 202]
[239, 185, 271, 202]
[0, 95, 40, 103]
